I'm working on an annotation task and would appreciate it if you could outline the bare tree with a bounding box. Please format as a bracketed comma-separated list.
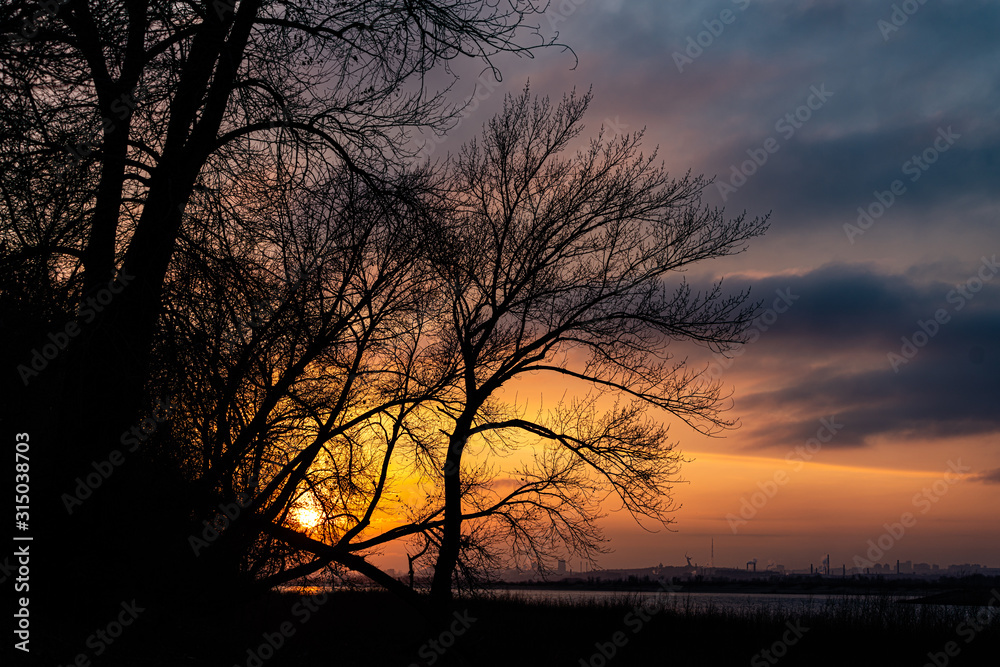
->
[1, 0, 769, 621]
[150, 86, 769, 610]
[412, 85, 770, 603]
[0, 0, 557, 608]
[158, 163, 448, 596]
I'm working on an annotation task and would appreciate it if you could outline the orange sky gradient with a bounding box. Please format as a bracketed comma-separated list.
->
[373, 353, 1000, 573]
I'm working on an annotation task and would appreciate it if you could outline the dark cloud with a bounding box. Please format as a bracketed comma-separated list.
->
[542, 0, 1000, 226]
[414, 0, 1000, 238]
[702, 262, 1000, 450]
[707, 125, 1000, 224]
[741, 261, 1000, 348]
[970, 468, 1000, 485]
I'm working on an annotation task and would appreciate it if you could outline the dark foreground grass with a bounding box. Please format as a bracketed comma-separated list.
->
[28, 588, 1000, 666]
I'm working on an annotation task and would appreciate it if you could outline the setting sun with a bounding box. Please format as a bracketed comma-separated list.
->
[291, 505, 324, 530]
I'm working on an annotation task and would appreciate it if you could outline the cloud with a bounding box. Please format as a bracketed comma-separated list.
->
[701, 261, 1000, 450]
[537, 0, 1000, 227]
[969, 468, 1000, 485]
[489, 477, 523, 491]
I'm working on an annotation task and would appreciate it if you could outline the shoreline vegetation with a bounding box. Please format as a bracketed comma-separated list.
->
[277, 572, 1000, 602]
[490, 573, 1000, 603]
[33, 578, 1000, 667]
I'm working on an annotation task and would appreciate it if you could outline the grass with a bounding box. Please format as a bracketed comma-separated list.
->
[28, 588, 1000, 666]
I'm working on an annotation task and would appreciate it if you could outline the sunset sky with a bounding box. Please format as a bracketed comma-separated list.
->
[377, 0, 1000, 573]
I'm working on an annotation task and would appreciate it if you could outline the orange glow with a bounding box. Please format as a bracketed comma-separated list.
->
[291, 504, 324, 530]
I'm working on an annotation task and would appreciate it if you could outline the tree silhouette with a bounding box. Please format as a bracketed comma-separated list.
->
[417, 86, 769, 602]
[0, 0, 557, 613]
[235, 87, 768, 606]
[158, 164, 447, 598]
[1, 0, 768, 629]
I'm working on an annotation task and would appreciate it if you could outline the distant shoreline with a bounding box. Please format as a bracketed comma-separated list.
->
[278, 573, 1000, 603]
[481, 574, 1000, 604]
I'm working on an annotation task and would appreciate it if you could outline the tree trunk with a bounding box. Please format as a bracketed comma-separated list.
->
[430, 431, 467, 604]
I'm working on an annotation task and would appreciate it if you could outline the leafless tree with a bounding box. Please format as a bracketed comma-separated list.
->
[141, 85, 768, 612]
[131, 85, 770, 607]
[0, 0, 558, 606]
[411, 85, 770, 603]
[1, 0, 770, 618]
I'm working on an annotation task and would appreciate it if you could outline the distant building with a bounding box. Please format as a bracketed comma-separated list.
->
[557, 559, 566, 574]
